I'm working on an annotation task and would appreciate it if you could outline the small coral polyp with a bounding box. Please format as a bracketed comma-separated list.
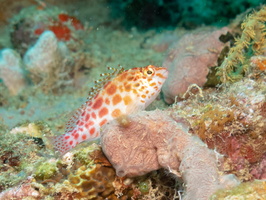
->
[64, 164, 116, 198]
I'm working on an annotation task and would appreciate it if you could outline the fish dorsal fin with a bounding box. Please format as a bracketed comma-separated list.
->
[86, 66, 124, 102]
[65, 66, 124, 133]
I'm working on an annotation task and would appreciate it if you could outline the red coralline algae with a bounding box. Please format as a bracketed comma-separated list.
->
[58, 13, 84, 30]
[34, 13, 84, 41]
[162, 27, 229, 104]
[10, 7, 85, 55]
[101, 110, 239, 200]
[250, 154, 266, 180]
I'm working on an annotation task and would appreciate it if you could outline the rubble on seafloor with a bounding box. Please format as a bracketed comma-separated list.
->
[0, 2, 266, 200]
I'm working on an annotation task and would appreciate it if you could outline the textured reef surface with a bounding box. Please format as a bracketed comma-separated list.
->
[0, 0, 266, 199]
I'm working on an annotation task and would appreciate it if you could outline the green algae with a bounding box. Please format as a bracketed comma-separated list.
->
[137, 180, 150, 194]
[210, 180, 266, 199]
[74, 144, 99, 166]
[0, 128, 46, 190]
[34, 161, 58, 181]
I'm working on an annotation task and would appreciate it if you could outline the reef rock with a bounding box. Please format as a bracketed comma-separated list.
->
[0, 48, 26, 95]
[101, 110, 239, 200]
[162, 27, 229, 104]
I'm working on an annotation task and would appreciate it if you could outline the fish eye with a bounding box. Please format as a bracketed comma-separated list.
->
[145, 68, 154, 76]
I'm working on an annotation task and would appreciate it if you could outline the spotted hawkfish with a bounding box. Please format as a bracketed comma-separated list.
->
[52, 65, 168, 154]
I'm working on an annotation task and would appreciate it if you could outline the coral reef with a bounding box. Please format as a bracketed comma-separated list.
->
[171, 77, 266, 181]
[162, 27, 229, 104]
[101, 110, 239, 200]
[216, 5, 266, 82]
[210, 180, 266, 199]
[0, 177, 40, 199]
[0, 48, 26, 95]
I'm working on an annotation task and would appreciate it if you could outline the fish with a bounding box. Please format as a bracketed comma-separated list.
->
[52, 65, 168, 154]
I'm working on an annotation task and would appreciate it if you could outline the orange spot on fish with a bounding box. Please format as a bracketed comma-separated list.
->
[150, 82, 156, 86]
[100, 119, 107, 126]
[141, 94, 146, 98]
[65, 136, 70, 140]
[92, 97, 103, 109]
[69, 141, 73, 145]
[119, 85, 124, 93]
[82, 134, 87, 140]
[106, 84, 117, 95]
[112, 94, 122, 105]
[85, 113, 90, 121]
[156, 73, 165, 79]
[118, 72, 128, 81]
[134, 83, 140, 87]
[125, 84, 131, 92]
[74, 133, 79, 139]
[127, 76, 134, 81]
[105, 98, 110, 105]
[99, 107, 109, 118]
[85, 123, 89, 129]
[87, 121, 94, 126]
[123, 96, 132, 105]
[92, 112, 96, 119]
[90, 127, 95, 135]
[112, 109, 122, 118]
[71, 130, 77, 136]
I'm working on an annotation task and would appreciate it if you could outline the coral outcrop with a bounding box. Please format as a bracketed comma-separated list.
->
[23, 31, 71, 90]
[0, 48, 26, 95]
[101, 110, 239, 200]
[162, 27, 229, 104]
[172, 78, 266, 181]
[64, 164, 116, 199]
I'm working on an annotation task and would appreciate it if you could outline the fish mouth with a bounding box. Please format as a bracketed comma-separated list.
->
[158, 67, 169, 79]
